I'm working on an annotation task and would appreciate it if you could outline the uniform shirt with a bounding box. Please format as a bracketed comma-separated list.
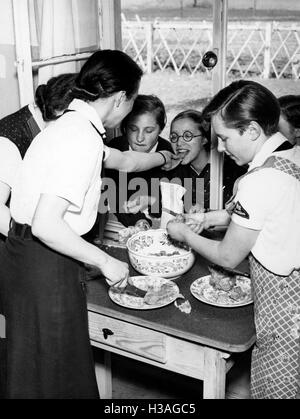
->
[231, 132, 300, 275]
[0, 138, 22, 188]
[10, 99, 109, 236]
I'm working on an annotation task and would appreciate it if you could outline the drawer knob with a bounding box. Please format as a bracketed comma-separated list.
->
[102, 328, 114, 340]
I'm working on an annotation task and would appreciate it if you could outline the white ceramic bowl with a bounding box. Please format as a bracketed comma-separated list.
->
[126, 229, 195, 279]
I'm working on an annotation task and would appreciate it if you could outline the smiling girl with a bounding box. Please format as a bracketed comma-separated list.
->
[167, 110, 244, 211]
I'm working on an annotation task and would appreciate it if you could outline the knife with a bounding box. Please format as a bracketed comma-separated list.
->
[208, 264, 250, 278]
[112, 277, 147, 298]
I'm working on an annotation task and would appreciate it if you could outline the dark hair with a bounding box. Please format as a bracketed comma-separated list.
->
[120, 94, 166, 134]
[202, 80, 280, 137]
[171, 109, 211, 152]
[35, 73, 77, 122]
[278, 95, 300, 129]
[71, 49, 143, 102]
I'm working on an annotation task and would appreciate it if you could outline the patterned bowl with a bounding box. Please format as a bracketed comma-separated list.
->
[126, 229, 195, 279]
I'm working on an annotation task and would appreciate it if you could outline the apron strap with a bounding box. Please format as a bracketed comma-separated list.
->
[225, 142, 299, 213]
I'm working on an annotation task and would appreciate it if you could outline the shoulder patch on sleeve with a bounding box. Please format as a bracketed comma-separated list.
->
[233, 201, 249, 219]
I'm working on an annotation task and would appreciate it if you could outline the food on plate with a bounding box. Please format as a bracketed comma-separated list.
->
[143, 282, 178, 305]
[191, 264, 253, 306]
[109, 276, 180, 309]
[208, 265, 237, 290]
[209, 274, 236, 292]
[206, 265, 251, 302]
[228, 285, 248, 301]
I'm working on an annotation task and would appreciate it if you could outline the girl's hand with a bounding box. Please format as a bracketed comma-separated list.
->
[124, 195, 156, 214]
[188, 204, 205, 214]
[185, 222, 204, 235]
[185, 212, 210, 232]
[166, 220, 190, 242]
[99, 255, 129, 288]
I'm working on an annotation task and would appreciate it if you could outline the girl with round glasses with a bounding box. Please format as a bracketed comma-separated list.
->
[168, 110, 244, 211]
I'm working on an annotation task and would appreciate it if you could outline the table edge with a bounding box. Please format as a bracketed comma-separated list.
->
[88, 302, 256, 353]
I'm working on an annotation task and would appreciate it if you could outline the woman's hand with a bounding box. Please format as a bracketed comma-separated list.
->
[123, 195, 157, 214]
[160, 151, 183, 171]
[166, 220, 190, 242]
[99, 255, 129, 288]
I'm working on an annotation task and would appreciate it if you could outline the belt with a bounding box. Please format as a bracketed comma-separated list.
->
[10, 220, 33, 240]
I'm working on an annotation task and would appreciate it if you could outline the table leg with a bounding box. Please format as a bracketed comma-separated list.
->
[203, 347, 229, 399]
[95, 351, 112, 399]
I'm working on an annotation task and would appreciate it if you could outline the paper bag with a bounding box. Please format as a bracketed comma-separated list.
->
[160, 181, 186, 229]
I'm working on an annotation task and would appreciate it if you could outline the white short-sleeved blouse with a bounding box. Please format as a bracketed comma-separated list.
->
[231, 133, 300, 275]
[10, 99, 110, 236]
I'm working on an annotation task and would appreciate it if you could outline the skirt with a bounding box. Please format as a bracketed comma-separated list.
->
[0, 225, 99, 399]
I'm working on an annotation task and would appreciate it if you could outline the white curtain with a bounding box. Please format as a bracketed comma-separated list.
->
[29, 0, 99, 84]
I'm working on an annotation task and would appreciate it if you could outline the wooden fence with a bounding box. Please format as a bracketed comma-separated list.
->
[122, 17, 300, 79]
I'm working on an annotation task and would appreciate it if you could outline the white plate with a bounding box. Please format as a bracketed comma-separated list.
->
[109, 276, 180, 310]
[190, 275, 253, 308]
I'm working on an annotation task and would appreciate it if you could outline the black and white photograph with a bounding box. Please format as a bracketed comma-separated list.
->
[0, 0, 299, 401]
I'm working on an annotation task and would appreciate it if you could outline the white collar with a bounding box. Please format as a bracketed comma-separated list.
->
[248, 132, 288, 171]
[68, 99, 106, 136]
[129, 142, 158, 153]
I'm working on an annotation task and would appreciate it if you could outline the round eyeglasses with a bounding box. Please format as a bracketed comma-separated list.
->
[169, 130, 203, 143]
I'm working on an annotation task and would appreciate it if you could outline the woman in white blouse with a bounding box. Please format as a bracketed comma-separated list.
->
[0, 74, 77, 398]
[0, 73, 77, 239]
[0, 49, 176, 399]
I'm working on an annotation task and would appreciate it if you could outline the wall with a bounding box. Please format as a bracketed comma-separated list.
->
[0, 0, 20, 119]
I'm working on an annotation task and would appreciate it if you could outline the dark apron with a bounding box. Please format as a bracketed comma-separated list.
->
[0, 224, 99, 399]
[229, 151, 300, 399]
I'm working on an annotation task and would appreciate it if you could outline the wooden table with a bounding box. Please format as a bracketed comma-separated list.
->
[87, 244, 255, 399]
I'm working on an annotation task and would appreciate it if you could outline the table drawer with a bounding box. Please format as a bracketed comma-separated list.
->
[88, 312, 166, 363]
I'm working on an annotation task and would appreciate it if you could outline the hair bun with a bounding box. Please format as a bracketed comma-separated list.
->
[35, 84, 49, 119]
[35, 84, 48, 103]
